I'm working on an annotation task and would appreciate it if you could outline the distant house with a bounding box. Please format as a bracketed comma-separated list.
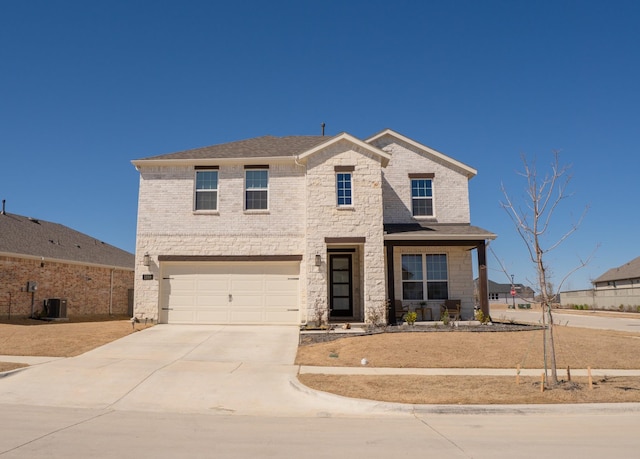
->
[0, 204, 134, 318]
[561, 256, 640, 310]
[475, 279, 536, 304]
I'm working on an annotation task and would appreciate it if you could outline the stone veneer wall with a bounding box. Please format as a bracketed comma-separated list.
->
[0, 255, 133, 318]
[369, 136, 471, 224]
[303, 140, 387, 323]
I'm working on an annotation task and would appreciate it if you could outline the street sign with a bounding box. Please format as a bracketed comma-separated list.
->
[510, 289, 516, 296]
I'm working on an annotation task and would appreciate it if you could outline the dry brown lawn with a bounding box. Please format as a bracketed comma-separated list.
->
[295, 326, 640, 369]
[296, 326, 640, 404]
[297, 374, 640, 404]
[0, 316, 153, 372]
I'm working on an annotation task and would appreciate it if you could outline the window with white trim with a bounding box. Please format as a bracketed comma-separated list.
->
[401, 253, 448, 300]
[336, 172, 352, 206]
[194, 169, 218, 210]
[411, 178, 433, 217]
[245, 168, 268, 210]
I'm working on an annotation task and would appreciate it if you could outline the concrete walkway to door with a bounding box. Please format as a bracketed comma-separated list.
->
[0, 325, 368, 417]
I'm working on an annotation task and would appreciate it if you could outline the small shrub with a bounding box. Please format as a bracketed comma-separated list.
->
[440, 311, 450, 326]
[404, 311, 417, 325]
[475, 309, 490, 324]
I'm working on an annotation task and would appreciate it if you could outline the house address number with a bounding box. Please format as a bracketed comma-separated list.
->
[142, 274, 154, 280]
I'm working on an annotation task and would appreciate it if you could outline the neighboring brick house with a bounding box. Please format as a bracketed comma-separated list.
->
[0, 204, 134, 318]
[132, 129, 496, 325]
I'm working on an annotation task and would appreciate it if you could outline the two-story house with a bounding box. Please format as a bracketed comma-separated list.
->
[132, 129, 496, 325]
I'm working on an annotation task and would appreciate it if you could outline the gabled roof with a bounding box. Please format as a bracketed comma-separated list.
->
[593, 256, 640, 283]
[0, 212, 134, 269]
[136, 135, 332, 161]
[132, 133, 392, 167]
[366, 128, 477, 178]
[297, 132, 391, 167]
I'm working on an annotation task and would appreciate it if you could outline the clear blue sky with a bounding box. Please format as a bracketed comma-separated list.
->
[1, 0, 638, 292]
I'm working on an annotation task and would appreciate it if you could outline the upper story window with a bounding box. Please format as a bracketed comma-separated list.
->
[194, 167, 219, 211]
[409, 173, 435, 217]
[335, 166, 354, 207]
[245, 167, 269, 210]
[336, 173, 352, 206]
[401, 253, 448, 301]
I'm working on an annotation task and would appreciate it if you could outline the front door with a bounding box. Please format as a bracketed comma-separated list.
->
[329, 254, 352, 317]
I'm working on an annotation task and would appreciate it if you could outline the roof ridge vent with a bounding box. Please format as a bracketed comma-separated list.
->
[28, 217, 40, 224]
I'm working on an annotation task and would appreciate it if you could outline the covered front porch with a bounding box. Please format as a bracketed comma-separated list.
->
[384, 223, 497, 325]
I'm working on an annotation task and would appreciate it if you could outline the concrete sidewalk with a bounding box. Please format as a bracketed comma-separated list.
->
[299, 365, 640, 377]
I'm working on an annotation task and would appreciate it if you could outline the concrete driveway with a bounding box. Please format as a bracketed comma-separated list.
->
[0, 325, 355, 417]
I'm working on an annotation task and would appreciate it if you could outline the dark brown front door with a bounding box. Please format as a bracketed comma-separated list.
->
[329, 254, 352, 317]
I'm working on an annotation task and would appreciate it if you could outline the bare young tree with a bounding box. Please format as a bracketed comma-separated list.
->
[500, 151, 590, 386]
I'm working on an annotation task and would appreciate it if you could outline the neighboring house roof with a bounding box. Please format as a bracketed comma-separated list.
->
[136, 135, 334, 161]
[0, 212, 134, 269]
[384, 223, 496, 241]
[593, 256, 640, 283]
[476, 279, 535, 295]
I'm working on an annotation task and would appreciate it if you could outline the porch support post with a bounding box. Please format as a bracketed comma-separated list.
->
[386, 242, 397, 325]
[477, 240, 490, 318]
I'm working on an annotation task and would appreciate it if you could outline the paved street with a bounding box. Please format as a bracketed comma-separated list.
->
[492, 306, 640, 332]
[1, 404, 640, 458]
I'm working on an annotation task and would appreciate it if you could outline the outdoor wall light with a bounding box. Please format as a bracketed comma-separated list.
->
[315, 254, 322, 267]
[143, 253, 151, 267]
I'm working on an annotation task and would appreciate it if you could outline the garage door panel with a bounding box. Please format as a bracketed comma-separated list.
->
[231, 276, 263, 290]
[195, 310, 230, 323]
[167, 309, 197, 323]
[195, 294, 229, 307]
[197, 277, 229, 291]
[162, 262, 299, 324]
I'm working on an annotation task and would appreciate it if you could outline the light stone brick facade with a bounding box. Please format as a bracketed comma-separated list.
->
[303, 140, 386, 323]
[370, 135, 471, 224]
[392, 246, 475, 320]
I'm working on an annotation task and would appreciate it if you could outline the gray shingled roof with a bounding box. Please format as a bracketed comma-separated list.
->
[0, 212, 134, 269]
[384, 223, 497, 240]
[593, 256, 640, 283]
[485, 280, 535, 295]
[139, 135, 334, 160]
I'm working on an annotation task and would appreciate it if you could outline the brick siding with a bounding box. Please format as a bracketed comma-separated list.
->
[0, 255, 134, 318]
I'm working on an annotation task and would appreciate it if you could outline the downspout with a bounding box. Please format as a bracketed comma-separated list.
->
[109, 268, 115, 315]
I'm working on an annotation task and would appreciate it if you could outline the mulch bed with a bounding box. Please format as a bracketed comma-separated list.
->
[299, 321, 542, 345]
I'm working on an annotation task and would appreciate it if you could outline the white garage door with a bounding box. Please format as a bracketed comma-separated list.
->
[161, 262, 300, 324]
